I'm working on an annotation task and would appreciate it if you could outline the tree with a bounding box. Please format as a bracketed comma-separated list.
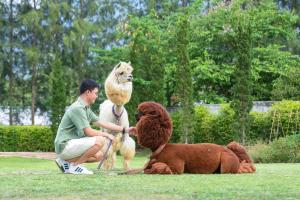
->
[8, 0, 15, 125]
[189, 0, 298, 102]
[50, 56, 67, 136]
[125, 12, 167, 123]
[173, 13, 194, 143]
[21, 0, 43, 125]
[230, 17, 253, 145]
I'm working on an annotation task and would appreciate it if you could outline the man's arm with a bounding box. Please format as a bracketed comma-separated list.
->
[83, 127, 115, 142]
[93, 120, 124, 132]
[93, 120, 136, 135]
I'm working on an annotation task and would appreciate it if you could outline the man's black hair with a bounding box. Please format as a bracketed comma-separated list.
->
[79, 79, 100, 95]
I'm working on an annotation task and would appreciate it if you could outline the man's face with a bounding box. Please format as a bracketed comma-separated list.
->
[87, 88, 98, 105]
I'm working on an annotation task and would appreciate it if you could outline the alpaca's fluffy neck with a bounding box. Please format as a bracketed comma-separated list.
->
[114, 104, 124, 114]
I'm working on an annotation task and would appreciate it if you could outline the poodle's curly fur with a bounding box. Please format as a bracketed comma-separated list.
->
[135, 102, 256, 174]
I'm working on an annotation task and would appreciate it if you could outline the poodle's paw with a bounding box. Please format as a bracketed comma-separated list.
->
[144, 162, 173, 174]
[238, 160, 256, 173]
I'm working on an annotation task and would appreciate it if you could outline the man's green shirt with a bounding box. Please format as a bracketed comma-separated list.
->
[54, 97, 100, 154]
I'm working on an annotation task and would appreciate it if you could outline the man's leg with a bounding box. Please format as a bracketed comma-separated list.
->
[86, 151, 104, 163]
[66, 136, 106, 165]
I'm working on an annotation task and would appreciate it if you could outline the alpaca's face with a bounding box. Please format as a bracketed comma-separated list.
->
[114, 62, 133, 84]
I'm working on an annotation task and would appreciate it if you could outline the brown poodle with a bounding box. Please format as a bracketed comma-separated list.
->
[132, 102, 256, 174]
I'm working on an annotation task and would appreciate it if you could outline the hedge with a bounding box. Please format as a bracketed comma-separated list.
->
[171, 100, 300, 145]
[1, 101, 300, 151]
[0, 126, 54, 151]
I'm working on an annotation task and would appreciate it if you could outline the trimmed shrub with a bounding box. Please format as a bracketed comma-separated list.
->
[249, 112, 271, 143]
[172, 104, 237, 145]
[213, 104, 237, 145]
[170, 111, 182, 143]
[194, 105, 216, 143]
[0, 126, 54, 151]
[249, 134, 300, 163]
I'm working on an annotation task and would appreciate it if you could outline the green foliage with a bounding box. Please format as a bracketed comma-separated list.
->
[174, 13, 195, 143]
[249, 112, 271, 143]
[213, 104, 237, 144]
[250, 134, 300, 163]
[0, 126, 53, 151]
[268, 100, 300, 139]
[193, 105, 216, 143]
[172, 104, 237, 144]
[230, 15, 253, 144]
[125, 12, 167, 123]
[1, 0, 300, 127]
[50, 57, 67, 135]
[189, 0, 299, 102]
[169, 110, 182, 143]
[172, 100, 300, 145]
[272, 66, 300, 100]
[252, 45, 300, 99]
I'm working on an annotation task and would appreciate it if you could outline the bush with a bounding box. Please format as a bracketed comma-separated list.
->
[267, 100, 300, 139]
[249, 134, 300, 163]
[170, 111, 182, 143]
[171, 101, 300, 145]
[249, 112, 271, 143]
[0, 126, 54, 151]
[193, 105, 216, 143]
[172, 104, 237, 145]
[213, 104, 237, 145]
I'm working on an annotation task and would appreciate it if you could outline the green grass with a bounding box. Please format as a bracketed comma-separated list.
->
[0, 153, 300, 200]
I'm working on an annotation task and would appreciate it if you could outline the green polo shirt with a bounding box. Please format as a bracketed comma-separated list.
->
[54, 97, 100, 154]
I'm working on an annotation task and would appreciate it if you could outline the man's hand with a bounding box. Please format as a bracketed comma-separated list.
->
[127, 127, 137, 137]
[103, 132, 115, 143]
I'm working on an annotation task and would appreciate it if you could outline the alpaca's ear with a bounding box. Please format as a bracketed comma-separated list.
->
[115, 62, 121, 69]
[128, 61, 131, 65]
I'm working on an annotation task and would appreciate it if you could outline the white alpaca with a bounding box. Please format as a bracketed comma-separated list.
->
[99, 62, 135, 170]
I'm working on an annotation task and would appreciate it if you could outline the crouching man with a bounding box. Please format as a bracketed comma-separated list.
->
[54, 79, 133, 175]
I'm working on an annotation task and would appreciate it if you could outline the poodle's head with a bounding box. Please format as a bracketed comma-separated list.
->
[135, 102, 172, 151]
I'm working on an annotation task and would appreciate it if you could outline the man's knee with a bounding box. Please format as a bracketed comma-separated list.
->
[94, 151, 104, 161]
[95, 136, 106, 148]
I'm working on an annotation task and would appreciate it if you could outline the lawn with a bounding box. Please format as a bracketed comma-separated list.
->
[0, 153, 300, 200]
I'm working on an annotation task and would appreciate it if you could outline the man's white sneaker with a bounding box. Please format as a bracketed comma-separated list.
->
[68, 164, 93, 175]
[55, 158, 70, 173]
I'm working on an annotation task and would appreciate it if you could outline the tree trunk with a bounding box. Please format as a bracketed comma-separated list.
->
[184, 126, 188, 144]
[241, 125, 245, 145]
[31, 0, 37, 125]
[8, 0, 14, 125]
[31, 64, 37, 125]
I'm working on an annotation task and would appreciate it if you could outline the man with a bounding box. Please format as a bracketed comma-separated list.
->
[54, 79, 133, 175]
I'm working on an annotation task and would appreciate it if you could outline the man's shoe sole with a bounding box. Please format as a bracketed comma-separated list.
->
[55, 160, 65, 173]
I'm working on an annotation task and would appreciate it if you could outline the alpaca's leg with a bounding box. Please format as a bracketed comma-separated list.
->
[220, 151, 240, 174]
[112, 152, 117, 169]
[123, 159, 130, 171]
[103, 155, 112, 170]
[120, 136, 136, 170]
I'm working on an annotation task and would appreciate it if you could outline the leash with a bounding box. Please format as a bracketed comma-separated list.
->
[118, 143, 167, 175]
[97, 139, 113, 170]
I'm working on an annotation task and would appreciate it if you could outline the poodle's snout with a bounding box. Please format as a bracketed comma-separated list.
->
[135, 111, 144, 122]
